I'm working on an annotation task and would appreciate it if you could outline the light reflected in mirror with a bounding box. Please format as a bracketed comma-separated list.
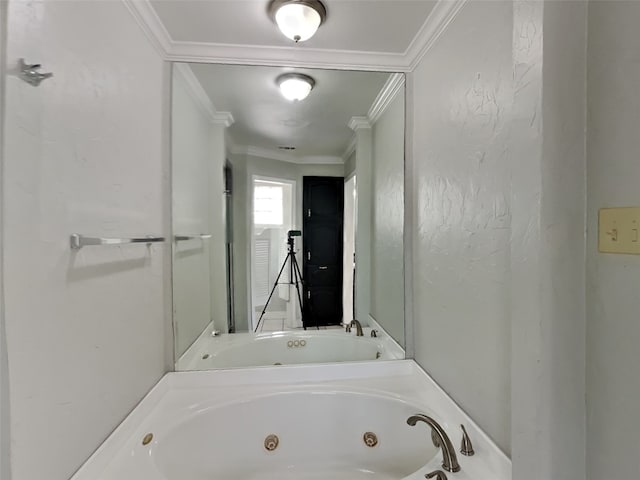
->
[171, 62, 405, 370]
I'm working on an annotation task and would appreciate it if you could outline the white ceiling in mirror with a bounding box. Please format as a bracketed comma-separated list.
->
[149, 1, 438, 54]
[186, 63, 391, 161]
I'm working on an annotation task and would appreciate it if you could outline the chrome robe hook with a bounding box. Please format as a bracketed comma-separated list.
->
[18, 59, 53, 86]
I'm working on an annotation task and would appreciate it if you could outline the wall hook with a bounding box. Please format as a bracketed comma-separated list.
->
[18, 59, 53, 87]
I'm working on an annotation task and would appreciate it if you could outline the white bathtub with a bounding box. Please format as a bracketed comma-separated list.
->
[154, 391, 437, 479]
[71, 361, 511, 480]
[178, 330, 392, 370]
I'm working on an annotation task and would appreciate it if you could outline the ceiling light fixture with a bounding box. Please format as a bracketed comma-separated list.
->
[277, 73, 315, 101]
[268, 0, 327, 43]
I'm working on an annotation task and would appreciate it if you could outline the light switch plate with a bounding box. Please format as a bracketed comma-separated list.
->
[599, 207, 640, 254]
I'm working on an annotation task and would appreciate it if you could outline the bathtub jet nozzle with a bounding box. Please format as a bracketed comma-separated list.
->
[264, 434, 279, 451]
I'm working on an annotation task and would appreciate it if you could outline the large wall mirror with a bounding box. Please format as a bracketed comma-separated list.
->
[171, 62, 405, 370]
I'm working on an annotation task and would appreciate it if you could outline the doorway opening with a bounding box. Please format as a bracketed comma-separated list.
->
[302, 176, 345, 328]
[250, 177, 296, 332]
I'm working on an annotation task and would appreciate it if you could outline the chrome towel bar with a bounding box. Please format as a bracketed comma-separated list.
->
[174, 234, 212, 242]
[70, 234, 165, 250]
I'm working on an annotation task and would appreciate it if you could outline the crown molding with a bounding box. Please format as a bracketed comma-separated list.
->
[368, 73, 405, 125]
[406, 0, 468, 71]
[212, 112, 235, 127]
[231, 144, 343, 165]
[349, 116, 371, 131]
[343, 72, 403, 160]
[173, 63, 234, 127]
[124, 0, 468, 72]
[122, 0, 172, 57]
[303, 155, 345, 165]
[166, 42, 411, 72]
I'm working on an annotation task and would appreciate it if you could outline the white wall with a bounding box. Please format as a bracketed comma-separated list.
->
[536, 3, 587, 479]
[344, 150, 356, 178]
[0, 1, 10, 478]
[230, 153, 344, 331]
[208, 124, 229, 334]
[410, 0, 513, 453]
[509, 3, 587, 479]
[410, 2, 588, 473]
[2, 2, 168, 479]
[370, 91, 404, 346]
[586, 2, 640, 478]
[172, 68, 215, 357]
[229, 151, 249, 332]
[353, 125, 373, 325]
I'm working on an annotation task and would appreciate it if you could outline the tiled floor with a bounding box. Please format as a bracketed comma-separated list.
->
[258, 317, 286, 332]
[255, 312, 343, 332]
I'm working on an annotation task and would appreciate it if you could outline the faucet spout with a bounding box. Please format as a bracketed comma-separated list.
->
[349, 319, 364, 336]
[406, 414, 460, 473]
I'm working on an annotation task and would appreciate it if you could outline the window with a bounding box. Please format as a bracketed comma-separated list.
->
[254, 184, 283, 225]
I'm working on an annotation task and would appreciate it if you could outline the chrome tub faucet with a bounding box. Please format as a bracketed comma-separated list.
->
[426, 471, 448, 480]
[407, 414, 461, 473]
[348, 319, 363, 336]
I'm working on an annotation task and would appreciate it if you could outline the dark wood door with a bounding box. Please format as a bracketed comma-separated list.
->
[303, 176, 344, 328]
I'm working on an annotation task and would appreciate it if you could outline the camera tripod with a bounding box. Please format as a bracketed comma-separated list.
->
[254, 233, 308, 332]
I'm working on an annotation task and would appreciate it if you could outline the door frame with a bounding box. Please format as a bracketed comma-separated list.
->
[343, 172, 357, 324]
[248, 174, 296, 332]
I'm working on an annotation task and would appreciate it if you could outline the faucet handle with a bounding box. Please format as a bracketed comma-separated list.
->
[460, 424, 474, 456]
[425, 470, 447, 480]
[370, 329, 378, 337]
[345, 324, 352, 333]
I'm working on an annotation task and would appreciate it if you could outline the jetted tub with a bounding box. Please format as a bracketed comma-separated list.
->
[179, 331, 389, 370]
[70, 361, 512, 480]
[154, 390, 438, 480]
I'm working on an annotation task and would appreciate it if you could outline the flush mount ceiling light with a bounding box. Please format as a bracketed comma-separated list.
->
[277, 73, 315, 101]
[268, 0, 327, 43]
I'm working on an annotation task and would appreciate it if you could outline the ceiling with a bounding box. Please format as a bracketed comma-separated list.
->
[155, 1, 438, 162]
[185, 63, 393, 161]
[150, 1, 438, 55]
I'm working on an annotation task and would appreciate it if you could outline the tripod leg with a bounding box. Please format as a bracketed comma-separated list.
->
[290, 253, 310, 330]
[291, 260, 306, 330]
[254, 252, 290, 333]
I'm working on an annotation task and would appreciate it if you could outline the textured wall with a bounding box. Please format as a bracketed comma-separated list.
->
[2, 2, 167, 479]
[587, 2, 640, 478]
[371, 92, 405, 346]
[410, 1, 587, 464]
[171, 69, 214, 357]
[0, 1, 9, 478]
[410, 0, 513, 453]
[508, 2, 587, 477]
[537, 2, 587, 478]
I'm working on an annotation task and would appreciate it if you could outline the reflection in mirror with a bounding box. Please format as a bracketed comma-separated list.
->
[171, 62, 405, 370]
